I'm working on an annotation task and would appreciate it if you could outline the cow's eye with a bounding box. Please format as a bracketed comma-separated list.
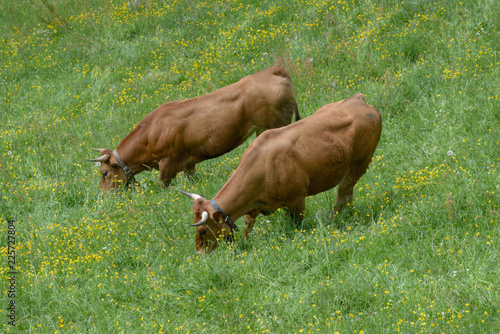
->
[102, 171, 108, 177]
[199, 230, 207, 236]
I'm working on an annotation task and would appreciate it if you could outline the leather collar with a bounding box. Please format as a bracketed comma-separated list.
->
[112, 150, 137, 186]
[209, 198, 238, 231]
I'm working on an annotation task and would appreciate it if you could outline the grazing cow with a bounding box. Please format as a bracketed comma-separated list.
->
[180, 93, 382, 252]
[88, 66, 299, 191]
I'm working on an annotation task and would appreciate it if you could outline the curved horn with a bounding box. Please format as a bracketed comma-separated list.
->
[91, 148, 107, 153]
[178, 189, 203, 200]
[190, 211, 208, 227]
[87, 154, 110, 162]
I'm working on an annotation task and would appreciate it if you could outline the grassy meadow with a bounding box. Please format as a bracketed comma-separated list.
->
[1, 0, 499, 332]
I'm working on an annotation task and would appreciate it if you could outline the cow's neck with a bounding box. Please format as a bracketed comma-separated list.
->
[212, 195, 245, 224]
[213, 187, 259, 225]
[115, 137, 147, 175]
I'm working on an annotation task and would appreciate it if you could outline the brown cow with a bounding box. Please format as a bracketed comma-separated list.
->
[180, 93, 382, 252]
[88, 66, 299, 191]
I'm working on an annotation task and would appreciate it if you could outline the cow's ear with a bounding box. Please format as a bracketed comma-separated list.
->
[111, 163, 120, 169]
[212, 211, 224, 224]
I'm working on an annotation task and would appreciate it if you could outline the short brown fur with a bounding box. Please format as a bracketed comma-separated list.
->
[186, 93, 382, 252]
[88, 66, 299, 191]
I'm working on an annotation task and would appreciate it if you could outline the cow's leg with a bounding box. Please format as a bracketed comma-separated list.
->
[184, 161, 196, 180]
[287, 197, 306, 223]
[242, 215, 256, 240]
[333, 159, 371, 214]
[159, 159, 183, 187]
[242, 210, 260, 240]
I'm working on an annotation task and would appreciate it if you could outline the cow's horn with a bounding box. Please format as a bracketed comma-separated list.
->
[191, 211, 208, 227]
[87, 154, 110, 162]
[91, 148, 106, 153]
[178, 189, 203, 200]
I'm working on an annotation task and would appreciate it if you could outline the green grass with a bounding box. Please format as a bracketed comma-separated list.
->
[1, 0, 499, 332]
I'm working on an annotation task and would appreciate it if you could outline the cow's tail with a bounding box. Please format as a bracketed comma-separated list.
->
[293, 102, 301, 122]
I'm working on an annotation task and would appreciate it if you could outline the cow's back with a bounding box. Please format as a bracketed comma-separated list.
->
[240, 66, 298, 130]
[316, 93, 382, 165]
[227, 94, 381, 202]
[122, 66, 296, 161]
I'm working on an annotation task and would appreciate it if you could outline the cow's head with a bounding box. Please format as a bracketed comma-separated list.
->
[87, 148, 127, 191]
[180, 190, 234, 253]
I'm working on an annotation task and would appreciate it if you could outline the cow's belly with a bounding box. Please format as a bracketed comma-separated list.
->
[307, 168, 348, 196]
[190, 125, 258, 161]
